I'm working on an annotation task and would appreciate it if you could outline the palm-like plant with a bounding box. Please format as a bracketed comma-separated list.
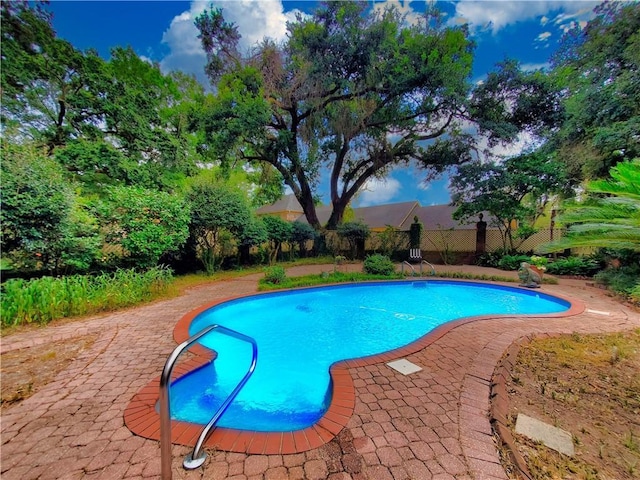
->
[539, 159, 640, 252]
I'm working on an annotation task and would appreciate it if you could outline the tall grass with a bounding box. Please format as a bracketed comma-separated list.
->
[1, 266, 173, 327]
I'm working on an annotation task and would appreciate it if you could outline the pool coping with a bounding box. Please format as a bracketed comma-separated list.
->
[124, 279, 585, 455]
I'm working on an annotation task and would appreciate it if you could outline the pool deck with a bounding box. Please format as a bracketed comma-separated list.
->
[1, 264, 638, 480]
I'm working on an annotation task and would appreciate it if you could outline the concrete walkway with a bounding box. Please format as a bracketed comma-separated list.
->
[1, 265, 638, 480]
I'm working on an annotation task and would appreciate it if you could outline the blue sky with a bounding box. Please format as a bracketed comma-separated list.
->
[46, 0, 599, 207]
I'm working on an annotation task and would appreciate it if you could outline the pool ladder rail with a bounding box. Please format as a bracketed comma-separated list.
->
[159, 324, 258, 479]
[401, 260, 436, 276]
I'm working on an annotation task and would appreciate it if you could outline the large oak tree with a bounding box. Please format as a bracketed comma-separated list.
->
[196, 2, 478, 229]
[196, 1, 559, 229]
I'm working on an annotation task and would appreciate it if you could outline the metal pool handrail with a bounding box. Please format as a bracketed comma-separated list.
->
[421, 260, 436, 276]
[159, 324, 258, 479]
[401, 261, 417, 276]
[401, 260, 436, 277]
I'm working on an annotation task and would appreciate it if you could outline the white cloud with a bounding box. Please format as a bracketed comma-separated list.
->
[521, 61, 550, 71]
[358, 176, 402, 207]
[534, 31, 552, 43]
[159, 0, 305, 86]
[452, 1, 598, 34]
[372, 0, 423, 26]
[540, 15, 549, 26]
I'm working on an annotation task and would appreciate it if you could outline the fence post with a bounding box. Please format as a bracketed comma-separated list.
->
[475, 213, 487, 254]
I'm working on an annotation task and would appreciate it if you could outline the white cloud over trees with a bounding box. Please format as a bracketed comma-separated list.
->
[453, 0, 598, 34]
[159, 0, 304, 85]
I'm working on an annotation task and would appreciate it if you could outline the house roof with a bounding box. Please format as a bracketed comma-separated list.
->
[255, 194, 303, 215]
[351, 201, 419, 230]
[400, 205, 490, 230]
[257, 195, 491, 231]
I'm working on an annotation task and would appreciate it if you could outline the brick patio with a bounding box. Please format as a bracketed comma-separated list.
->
[1, 264, 638, 479]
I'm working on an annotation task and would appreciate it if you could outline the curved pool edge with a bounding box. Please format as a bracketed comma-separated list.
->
[124, 279, 585, 454]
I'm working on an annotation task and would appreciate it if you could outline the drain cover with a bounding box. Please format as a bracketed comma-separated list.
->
[387, 359, 422, 375]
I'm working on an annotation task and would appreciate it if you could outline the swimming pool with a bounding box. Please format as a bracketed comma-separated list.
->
[169, 280, 570, 432]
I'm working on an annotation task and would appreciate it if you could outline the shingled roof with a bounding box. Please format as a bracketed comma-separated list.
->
[257, 195, 491, 231]
[399, 205, 491, 230]
[351, 201, 419, 230]
[255, 194, 303, 216]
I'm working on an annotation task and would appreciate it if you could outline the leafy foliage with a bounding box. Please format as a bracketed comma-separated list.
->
[290, 221, 317, 258]
[545, 257, 601, 276]
[452, 151, 570, 252]
[196, 3, 552, 229]
[377, 226, 408, 258]
[262, 216, 293, 264]
[550, 2, 640, 179]
[0, 142, 101, 273]
[337, 221, 371, 259]
[187, 181, 253, 273]
[363, 254, 395, 276]
[1, 266, 173, 326]
[497, 254, 532, 271]
[263, 265, 286, 285]
[594, 264, 640, 298]
[409, 217, 423, 249]
[98, 186, 190, 268]
[539, 159, 640, 252]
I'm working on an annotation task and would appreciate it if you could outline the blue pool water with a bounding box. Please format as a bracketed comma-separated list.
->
[170, 281, 569, 431]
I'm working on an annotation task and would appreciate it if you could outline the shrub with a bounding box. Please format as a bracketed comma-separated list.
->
[187, 182, 254, 273]
[377, 225, 407, 258]
[363, 254, 395, 276]
[290, 221, 317, 258]
[1, 142, 101, 274]
[263, 265, 286, 284]
[629, 283, 640, 305]
[594, 264, 640, 297]
[337, 221, 370, 259]
[545, 256, 602, 276]
[98, 186, 190, 269]
[475, 251, 504, 268]
[263, 216, 293, 264]
[498, 254, 532, 271]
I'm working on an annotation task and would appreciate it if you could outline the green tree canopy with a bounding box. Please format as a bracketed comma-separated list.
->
[337, 221, 371, 259]
[196, 2, 556, 230]
[451, 151, 570, 251]
[1, 142, 101, 273]
[187, 181, 253, 273]
[290, 221, 317, 257]
[98, 186, 190, 268]
[262, 216, 293, 264]
[550, 2, 640, 180]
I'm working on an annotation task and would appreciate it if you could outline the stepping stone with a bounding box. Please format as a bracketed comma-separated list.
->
[387, 359, 422, 375]
[515, 413, 575, 456]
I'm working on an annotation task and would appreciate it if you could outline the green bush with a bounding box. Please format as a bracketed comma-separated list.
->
[1, 266, 173, 326]
[263, 265, 286, 284]
[594, 265, 640, 297]
[337, 221, 370, 259]
[629, 283, 640, 305]
[545, 256, 602, 276]
[475, 251, 504, 268]
[498, 254, 532, 271]
[363, 254, 395, 276]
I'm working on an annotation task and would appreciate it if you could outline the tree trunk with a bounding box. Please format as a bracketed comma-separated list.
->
[297, 187, 321, 230]
[325, 198, 348, 230]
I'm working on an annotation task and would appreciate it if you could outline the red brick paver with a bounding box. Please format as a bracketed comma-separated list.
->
[1, 265, 638, 479]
